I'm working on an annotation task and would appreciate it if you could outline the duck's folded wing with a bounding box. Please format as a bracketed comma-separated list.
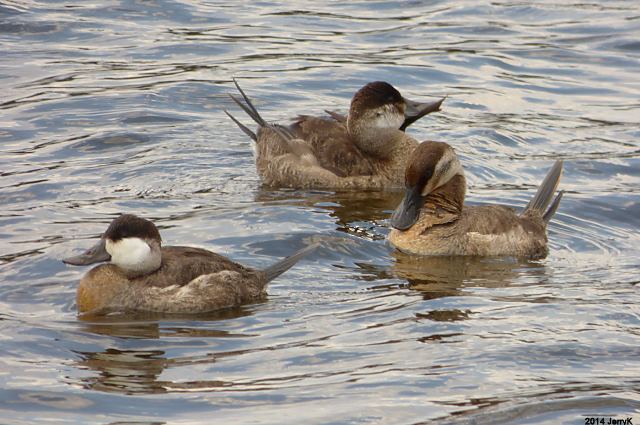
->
[289, 115, 374, 177]
[461, 205, 546, 238]
[130, 270, 262, 314]
[141, 246, 250, 289]
[262, 153, 386, 190]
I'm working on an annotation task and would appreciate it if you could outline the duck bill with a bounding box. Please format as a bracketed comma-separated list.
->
[390, 187, 424, 230]
[400, 96, 445, 131]
[63, 239, 111, 266]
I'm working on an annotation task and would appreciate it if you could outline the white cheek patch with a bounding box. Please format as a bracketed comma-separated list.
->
[373, 107, 404, 130]
[105, 237, 151, 271]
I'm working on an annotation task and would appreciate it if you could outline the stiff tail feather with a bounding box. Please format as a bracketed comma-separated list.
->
[226, 78, 296, 143]
[262, 243, 319, 283]
[325, 110, 346, 122]
[543, 191, 564, 224]
[229, 78, 267, 126]
[224, 109, 257, 141]
[523, 160, 564, 222]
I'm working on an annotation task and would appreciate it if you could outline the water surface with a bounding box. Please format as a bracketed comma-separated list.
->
[1, 1, 639, 424]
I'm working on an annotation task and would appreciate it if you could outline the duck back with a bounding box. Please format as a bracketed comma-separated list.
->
[144, 246, 256, 288]
[289, 115, 375, 177]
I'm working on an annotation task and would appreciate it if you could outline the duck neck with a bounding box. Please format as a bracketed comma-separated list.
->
[348, 120, 407, 158]
[422, 174, 466, 215]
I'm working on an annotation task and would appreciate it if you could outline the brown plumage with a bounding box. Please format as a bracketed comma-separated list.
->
[225, 80, 445, 190]
[388, 141, 564, 258]
[64, 214, 316, 314]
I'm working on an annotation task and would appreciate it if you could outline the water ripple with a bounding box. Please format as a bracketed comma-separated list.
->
[1, 0, 639, 424]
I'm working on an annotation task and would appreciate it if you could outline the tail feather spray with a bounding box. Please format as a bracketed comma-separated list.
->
[522, 160, 564, 222]
[224, 109, 257, 141]
[226, 78, 296, 143]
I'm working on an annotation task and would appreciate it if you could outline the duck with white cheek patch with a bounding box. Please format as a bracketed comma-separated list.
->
[225, 80, 445, 190]
[63, 214, 317, 315]
[388, 141, 563, 258]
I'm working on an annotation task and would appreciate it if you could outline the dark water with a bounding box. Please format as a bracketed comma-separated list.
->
[1, 1, 639, 424]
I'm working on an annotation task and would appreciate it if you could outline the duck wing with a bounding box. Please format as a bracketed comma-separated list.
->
[289, 115, 374, 177]
[136, 246, 253, 288]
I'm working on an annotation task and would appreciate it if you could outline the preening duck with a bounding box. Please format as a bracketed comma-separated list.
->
[225, 80, 445, 190]
[388, 141, 563, 258]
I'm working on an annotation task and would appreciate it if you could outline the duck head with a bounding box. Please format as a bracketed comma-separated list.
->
[390, 141, 464, 230]
[347, 82, 444, 154]
[63, 214, 162, 278]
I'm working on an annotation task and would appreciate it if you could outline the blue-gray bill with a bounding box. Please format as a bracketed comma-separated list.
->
[390, 187, 424, 230]
[400, 96, 445, 131]
[63, 239, 111, 266]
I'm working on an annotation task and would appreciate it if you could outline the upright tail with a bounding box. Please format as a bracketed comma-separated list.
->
[224, 109, 257, 141]
[522, 160, 564, 223]
[262, 243, 319, 283]
[543, 190, 563, 224]
[224, 78, 296, 143]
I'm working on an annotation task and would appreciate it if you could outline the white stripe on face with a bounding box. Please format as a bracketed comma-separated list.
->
[421, 147, 464, 196]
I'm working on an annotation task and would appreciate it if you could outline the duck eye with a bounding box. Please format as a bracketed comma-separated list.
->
[376, 112, 383, 117]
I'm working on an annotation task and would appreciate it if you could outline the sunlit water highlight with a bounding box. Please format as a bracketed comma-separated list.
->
[1, 1, 639, 424]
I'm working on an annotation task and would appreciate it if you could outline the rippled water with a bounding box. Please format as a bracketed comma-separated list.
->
[1, 1, 639, 424]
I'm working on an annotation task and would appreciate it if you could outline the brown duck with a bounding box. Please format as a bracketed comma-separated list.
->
[225, 80, 445, 190]
[388, 141, 564, 258]
[63, 214, 316, 314]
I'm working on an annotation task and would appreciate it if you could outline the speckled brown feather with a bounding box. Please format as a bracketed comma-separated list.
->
[254, 124, 414, 190]
[289, 115, 375, 177]
[389, 144, 561, 258]
[227, 81, 432, 190]
[389, 177, 549, 258]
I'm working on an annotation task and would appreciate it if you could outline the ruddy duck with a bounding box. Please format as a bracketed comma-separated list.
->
[63, 214, 317, 314]
[225, 80, 445, 190]
[388, 141, 563, 258]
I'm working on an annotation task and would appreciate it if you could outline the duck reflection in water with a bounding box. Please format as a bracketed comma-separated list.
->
[253, 186, 405, 241]
[75, 308, 253, 394]
[391, 250, 548, 298]
[355, 249, 550, 327]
